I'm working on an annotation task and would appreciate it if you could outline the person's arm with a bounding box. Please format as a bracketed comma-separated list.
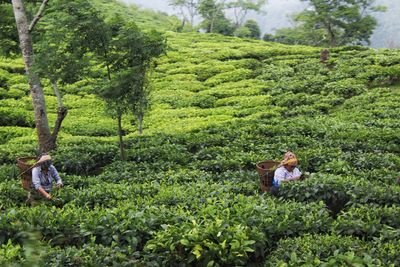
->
[286, 168, 302, 181]
[38, 187, 52, 200]
[50, 165, 63, 187]
[281, 176, 299, 183]
[32, 168, 52, 199]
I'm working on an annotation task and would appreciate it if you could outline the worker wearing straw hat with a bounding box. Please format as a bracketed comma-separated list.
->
[27, 154, 63, 205]
[271, 151, 302, 194]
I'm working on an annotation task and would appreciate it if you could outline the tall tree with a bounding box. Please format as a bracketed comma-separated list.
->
[270, 0, 385, 47]
[199, 0, 234, 35]
[169, 0, 199, 27]
[235, 19, 261, 38]
[226, 0, 266, 28]
[96, 20, 166, 160]
[11, 0, 62, 153]
[33, 0, 105, 104]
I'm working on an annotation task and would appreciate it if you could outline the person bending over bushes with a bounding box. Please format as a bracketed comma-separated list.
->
[270, 151, 302, 194]
[27, 155, 63, 205]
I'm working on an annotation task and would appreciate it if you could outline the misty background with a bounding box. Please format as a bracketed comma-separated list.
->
[121, 0, 400, 48]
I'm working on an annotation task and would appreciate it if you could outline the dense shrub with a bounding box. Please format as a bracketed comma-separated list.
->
[0, 107, 34, 127]
[0, 127, 33, 145]
[333, 205, 400, 240]
[204, 69, 253, 87]
[265, 234, 370, 266]
[53, 138, 118, 175]
[324, 78, 366, 98]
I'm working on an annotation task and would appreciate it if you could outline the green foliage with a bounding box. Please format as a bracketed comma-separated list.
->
[93, 0, 182, 32]
[0, 240, 23, 265]
[333, 205, 400, 240]
[0, 3, 19, 56]
[198, 0, 235, 35]
[0, 19, 400, 266]
[265, 234, 370, 266]
[235, 19, 261, 39]
[0, 127, 34, 145]
[53, 137, 118, 175]
[0, 107, 34, 127]
[278, 174, 400, 215]
[144, 197, 330, 266]
[269, 0, 385, 47]
[43, 242, 138, 266]
[204, 68, 253, 86]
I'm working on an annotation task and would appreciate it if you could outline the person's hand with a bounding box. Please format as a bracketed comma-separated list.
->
[55, 183, 63, 189]
[46, 194, 52, 200]
[291, 176, 301, 181]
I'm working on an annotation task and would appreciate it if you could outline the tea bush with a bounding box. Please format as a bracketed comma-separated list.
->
[265, 234, 370, 266]
[333, 205, 400, 240]
[53, 137, 118, 175]
[1, 30, 400, 266]
[0, 107, 34, 127]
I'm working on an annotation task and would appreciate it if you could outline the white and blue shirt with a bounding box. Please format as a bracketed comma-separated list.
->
[32, 165, 62, 192]
[273, 166, 302, 187]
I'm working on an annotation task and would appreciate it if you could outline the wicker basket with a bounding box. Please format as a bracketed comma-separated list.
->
[16, 157, 38, 191]
[256, 160, 280, 193]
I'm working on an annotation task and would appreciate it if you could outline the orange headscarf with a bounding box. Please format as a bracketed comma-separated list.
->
[279, 151, 298, 167]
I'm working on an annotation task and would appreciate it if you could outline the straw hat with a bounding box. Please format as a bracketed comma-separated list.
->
[36, 155, 52, 165]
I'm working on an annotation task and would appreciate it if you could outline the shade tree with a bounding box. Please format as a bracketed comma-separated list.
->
[32, 0, 108, 140]
[226, 0, 266, 29]
[96, 21, 167, 160]
[169, 0, 200, 28]
[198, 0, 235, 35]
[266, 0, 386, 47]
[235, 19, 261, 39]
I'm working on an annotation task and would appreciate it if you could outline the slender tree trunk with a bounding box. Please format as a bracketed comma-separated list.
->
[117, 113, 126, 161]
[12, 0, 55, 152]
[51, 79, 63, 108]
[51, 106, 68, 143]
[326, 22, 337, 47]
[137, 113, 143, 134]
[210, 13, 215, 33]
[50, 79, 68, 143]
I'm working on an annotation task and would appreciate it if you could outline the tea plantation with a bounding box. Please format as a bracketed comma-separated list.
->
[0, 32, 400, 266]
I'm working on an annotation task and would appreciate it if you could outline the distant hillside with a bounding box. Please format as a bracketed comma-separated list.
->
[92, 0, 182, 31]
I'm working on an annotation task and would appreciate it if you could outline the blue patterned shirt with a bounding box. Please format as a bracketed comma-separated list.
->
[32, 165, 62, 191]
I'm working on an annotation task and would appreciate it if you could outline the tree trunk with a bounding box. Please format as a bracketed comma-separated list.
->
[51, 106, 68, 144]
[12, 0, 55, 152]
[137, 113, 143, 134]
[326, 22, 337, 47]
[210, 11, 215, 33]
[117, 113, 126, 161]
[51, 79, 63, 108]
[49, 79, 68, 143]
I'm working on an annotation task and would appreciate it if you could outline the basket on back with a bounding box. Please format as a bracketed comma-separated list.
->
[256, 160, 280, 193]
[16, 157, 37, 191]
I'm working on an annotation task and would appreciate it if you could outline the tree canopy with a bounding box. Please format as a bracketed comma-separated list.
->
[266, 0, 386, 47]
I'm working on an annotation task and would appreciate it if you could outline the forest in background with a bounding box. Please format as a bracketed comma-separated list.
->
[127, 0, 400, 48]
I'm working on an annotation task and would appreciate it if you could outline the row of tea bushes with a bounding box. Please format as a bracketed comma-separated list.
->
[265, 234, 399, 266]
[278, 174, 400, 214]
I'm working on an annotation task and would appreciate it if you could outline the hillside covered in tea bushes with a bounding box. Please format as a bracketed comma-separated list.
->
[0, 32, 400, 266]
